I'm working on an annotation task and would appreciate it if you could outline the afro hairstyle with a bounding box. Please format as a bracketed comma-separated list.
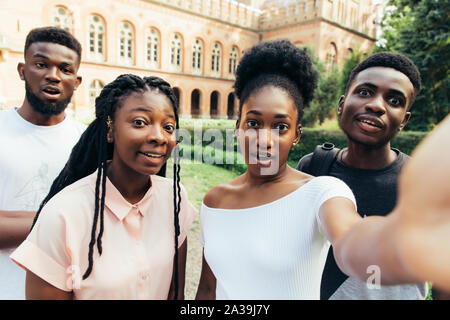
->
[233, 39, 319, 123]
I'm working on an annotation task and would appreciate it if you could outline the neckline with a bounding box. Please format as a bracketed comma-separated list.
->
[335, 148, 403, 174]
[12, 107, 69, 130]
[202, 176, 319, 212]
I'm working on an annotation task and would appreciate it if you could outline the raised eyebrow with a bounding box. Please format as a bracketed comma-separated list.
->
[355, 82, 378, 91]
[274, 114, 291, 119]
[356, 83, 407, 100]
[387, 88, 407, 100]
[246, 110, 263, 116]
[130, 107, 175, 119]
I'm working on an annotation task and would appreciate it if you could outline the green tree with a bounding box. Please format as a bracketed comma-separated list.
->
[338, 48, 366, 96]
[377, 0, 450, 131]
[299, 46, 340, 127]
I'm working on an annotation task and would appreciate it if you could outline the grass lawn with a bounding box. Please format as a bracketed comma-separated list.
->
[166, 158, 240, 231]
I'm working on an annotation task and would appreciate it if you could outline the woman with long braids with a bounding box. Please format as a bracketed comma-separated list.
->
[11, 74, 197, 299]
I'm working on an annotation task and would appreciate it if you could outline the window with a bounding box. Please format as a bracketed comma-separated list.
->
[211, 42, 222, 76]
[192, 38, 203, 74]
[326, 42, 337, 70]
[170, 33, 183, 72]
[53, 6, 72, 32]
[89, 79, 104, 107]
[88, 15, 105, 62]
[119, 21, 134, 65]
[146, 28, 160, 69]
[229, 46, 238, 75]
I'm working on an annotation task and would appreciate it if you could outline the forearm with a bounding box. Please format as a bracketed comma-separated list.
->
[333, 213, 421, 286]
[195, 252, 216, 300]
[0, 210, 35, 249]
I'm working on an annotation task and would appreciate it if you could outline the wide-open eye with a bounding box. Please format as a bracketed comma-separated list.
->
[246, 119, 259, 128]
[164, 123, 175, 133]
[275, 123, 289, 131]
[358, 88, 371, 97]
[133, 119, 147, 127]
[387, 96, 403, 107]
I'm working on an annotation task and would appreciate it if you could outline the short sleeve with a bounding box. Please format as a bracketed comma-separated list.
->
[10, 201, 73, 292]
[313, 176, 357, 235]
[177, 183, 198, 247]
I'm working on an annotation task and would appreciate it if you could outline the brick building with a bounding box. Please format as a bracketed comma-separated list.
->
[0, 0, 381, 120]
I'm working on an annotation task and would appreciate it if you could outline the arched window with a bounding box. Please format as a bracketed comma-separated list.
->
[191, 89, 201, 117]
[210, 91, 220, 118]
[229, 46, 238, 75]
[146, 27, 160, 69]
[211, 42, 222, 76]
[53, 6, 72, 32]
[119, 21, 134, 65]
[88, 15, 105, 62]
[227, 92, 235, 119]
[326, 42, 337, 70]
[170, 33, 183, 72]
[89, 79, 104, 107]
[192, 38, 203, 74]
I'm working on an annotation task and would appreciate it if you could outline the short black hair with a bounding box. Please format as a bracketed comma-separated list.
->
[345, 52, 422, 107]
[24, 26, 82, 63]
[233, 40, 318, 123]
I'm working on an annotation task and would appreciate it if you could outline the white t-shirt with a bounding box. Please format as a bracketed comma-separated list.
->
[200, 176, 356, 300]
[0, 108, 86, 299]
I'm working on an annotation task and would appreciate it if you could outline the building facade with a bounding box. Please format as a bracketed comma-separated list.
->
[0, 0, 380, 120]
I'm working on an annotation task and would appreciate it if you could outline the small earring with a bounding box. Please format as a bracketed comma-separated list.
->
[106, 116, 113, 131]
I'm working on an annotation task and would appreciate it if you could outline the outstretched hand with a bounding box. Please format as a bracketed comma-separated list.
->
[395, 114, 450, 292]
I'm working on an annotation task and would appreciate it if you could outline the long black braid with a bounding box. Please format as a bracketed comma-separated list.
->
[31, 74, 182, 299]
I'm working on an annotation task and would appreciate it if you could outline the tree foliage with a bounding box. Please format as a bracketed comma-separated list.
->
[300, 46, 340, 127]
[377, 0, 450, 131]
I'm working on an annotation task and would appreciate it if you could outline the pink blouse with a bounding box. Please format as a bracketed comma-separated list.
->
[11, 171, 197, 299]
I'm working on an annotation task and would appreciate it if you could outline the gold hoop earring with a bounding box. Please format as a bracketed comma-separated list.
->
[106, 116, 113, 131]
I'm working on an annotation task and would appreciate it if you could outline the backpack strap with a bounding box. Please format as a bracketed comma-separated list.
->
[308, 142, 340, 176]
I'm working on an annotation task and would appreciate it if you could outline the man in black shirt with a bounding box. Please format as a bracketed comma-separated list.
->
[297, 52, 427, 300]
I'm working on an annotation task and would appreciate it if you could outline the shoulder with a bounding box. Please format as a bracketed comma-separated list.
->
[42, 174, 94, 216]
[0, 109, 15, 123]
[64, 118, 87, 133]
[203, 183, 232, 208]
[203, 175, 245, 208]
[150, 175, 191, 198]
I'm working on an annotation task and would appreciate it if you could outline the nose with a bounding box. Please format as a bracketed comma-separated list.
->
[45, 66, 61, 83]
[147, 124, 167, 145]
[365, 94, 386, 115]
[257, 128, 275, 151]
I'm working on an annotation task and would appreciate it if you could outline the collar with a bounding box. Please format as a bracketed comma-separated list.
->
[89, 171, 154, 221]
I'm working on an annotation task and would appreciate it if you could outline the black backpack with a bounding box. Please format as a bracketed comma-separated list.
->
[297, 142, 340, 176]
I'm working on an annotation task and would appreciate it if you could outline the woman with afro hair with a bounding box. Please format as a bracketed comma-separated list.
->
[195, 40, 435, 299]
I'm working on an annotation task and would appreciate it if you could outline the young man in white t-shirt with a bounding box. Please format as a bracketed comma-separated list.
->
[0, 26, 85, 299]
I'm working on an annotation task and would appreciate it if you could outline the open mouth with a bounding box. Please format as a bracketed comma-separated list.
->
[140, 152, 164, 158]
[356, 116, 384, 132]
[359, 119, 382, 128]
[42, 87, 61, 98]
[249, 152, 274, 165]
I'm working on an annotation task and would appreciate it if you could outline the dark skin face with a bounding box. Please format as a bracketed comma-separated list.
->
[236, 85, 302, 180]
[17, 42, 82, 125]
[338, 67, 413, 169]
[106, 90, 177, 204]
